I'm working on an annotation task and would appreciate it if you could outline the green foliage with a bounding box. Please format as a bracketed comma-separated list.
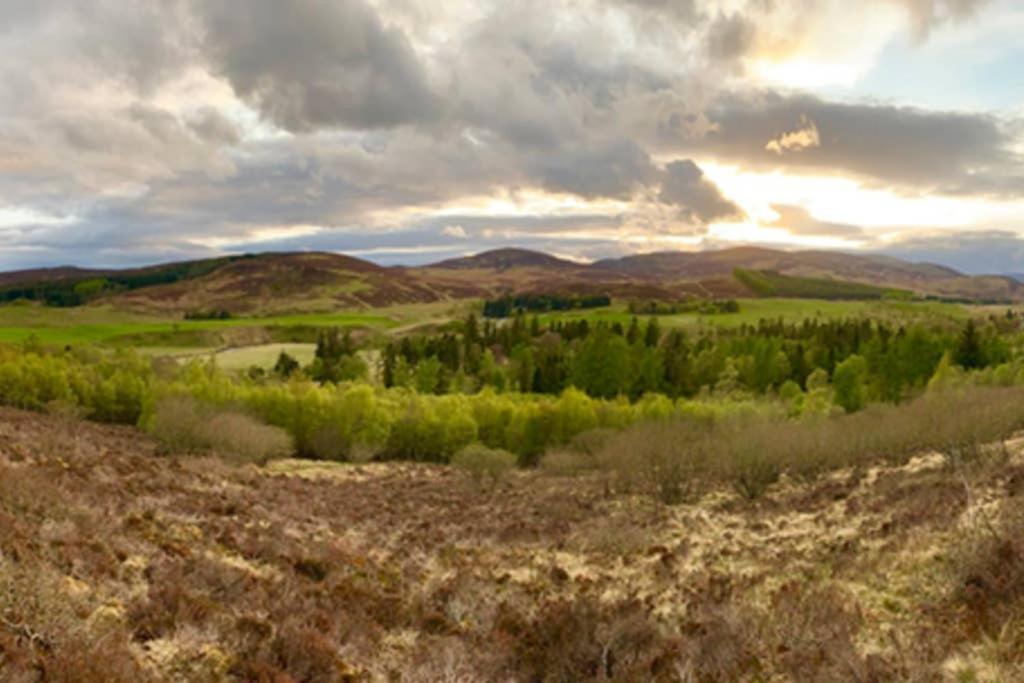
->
[274, 351, 300, 378]
[570, 328, 630, 398]
[832, 354, 868, 413]
[483, 293, 610, 318]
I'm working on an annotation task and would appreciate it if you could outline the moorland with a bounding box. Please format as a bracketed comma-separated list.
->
[2, 246, 1024, 681]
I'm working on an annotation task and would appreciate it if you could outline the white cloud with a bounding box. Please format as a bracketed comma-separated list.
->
[765, 115, 821, 154]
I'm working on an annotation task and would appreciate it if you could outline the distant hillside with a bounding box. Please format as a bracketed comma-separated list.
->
[110, 252, 445, 315]
[733, 268, 911, 300]
[431, 248, 584, 271]
[1, 246, 1021, 313]
[0, 256, 250, 307]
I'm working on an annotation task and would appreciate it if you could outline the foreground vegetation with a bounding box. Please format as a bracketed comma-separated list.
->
[2, 401, 1024, 680]
[4, 295, 1024, 679]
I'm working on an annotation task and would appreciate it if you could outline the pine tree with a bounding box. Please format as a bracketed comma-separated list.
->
[955, 319, 983, 369]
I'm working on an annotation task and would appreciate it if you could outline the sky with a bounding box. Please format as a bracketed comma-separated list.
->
[1, 0, 1023, 274]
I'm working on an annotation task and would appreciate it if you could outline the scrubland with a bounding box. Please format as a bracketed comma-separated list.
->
[3, 384, 1024, 680]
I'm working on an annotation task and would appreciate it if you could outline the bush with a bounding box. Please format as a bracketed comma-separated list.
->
[148, 395, 292, 464]
[204, 412, 294, 465]
[451, 444, 517, 487]
[725, 421, 784, 500]
[149, 395, 210, 453]
[599, 420, 716, 504]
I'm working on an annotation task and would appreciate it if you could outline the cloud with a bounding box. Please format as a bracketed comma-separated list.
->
[768, 205, 863, 238]
[0, 0, 1019, 272]
[765, 115, 821, 155]
[705, 13, 756, 62]
[659, 160, 744, 223]
[194, 0, 440, 132]
[899, 0, 992, 40]
[441, 225, 467, 238]
[880, 229, 1024, 274]
[680, 90, 1022, 195]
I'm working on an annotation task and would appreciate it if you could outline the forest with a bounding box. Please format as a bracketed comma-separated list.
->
[1, 305, 1021, 468]
[376, 310, 1015, 408]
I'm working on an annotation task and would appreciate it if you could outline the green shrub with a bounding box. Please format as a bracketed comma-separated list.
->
[451, 444, 517, 486]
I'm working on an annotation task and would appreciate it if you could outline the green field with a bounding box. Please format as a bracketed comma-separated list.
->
[537, 298, 974, 329]
[0, 297, 985, 358]
[0, 300, 461, 348]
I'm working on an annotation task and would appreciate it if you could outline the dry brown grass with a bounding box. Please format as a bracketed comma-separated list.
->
[3, 404, 1024, 680]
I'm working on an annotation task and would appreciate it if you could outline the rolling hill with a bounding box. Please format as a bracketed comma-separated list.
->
[1, 247, 1021, 314]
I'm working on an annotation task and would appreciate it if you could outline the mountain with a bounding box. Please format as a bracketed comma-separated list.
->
[0, 266, 107, 287]
[1, 246, 1022, 313]
[430, 248, 584, 271]
[595, 247, 1022, 302]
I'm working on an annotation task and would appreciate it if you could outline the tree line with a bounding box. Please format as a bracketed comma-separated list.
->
[378, 310, 1016, 407]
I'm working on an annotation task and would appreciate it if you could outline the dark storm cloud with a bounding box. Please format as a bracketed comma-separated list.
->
[194, 0, 440, 132]
[531, 138, 657, 199]
[659, 160, 744, 223]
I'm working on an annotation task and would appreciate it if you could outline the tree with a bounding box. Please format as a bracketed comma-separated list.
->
[274, 351, 300, 378]
[955, 319, 983, 369]
[643, 317, 661, 348]
[570, 328, 630, 398]
[832, 354, 868, 413]
[381, 343, 397, 387]
[626, 316, 641, 345]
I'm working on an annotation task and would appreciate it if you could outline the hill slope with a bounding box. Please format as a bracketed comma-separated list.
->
[2, 405, 1024, 679]
[1, 246, 1021, 313]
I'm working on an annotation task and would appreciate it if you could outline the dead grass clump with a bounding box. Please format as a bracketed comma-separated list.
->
[149, 395, 292, 464]
[572, 516, 650, 557]
[496, 597, 675, 681]
[0, 558, 146, 682]
[949, 495, 1024, 628]
[765, 581, 883, 681]
[451, 444, 517, 488]
[677, 603, 762, 681]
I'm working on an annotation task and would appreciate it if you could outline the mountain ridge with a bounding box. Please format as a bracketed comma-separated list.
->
[1, 247, 1021, 312]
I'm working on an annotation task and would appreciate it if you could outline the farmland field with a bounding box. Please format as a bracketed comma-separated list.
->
[0, 300, 460, 349]
[537, 297, 973, 329]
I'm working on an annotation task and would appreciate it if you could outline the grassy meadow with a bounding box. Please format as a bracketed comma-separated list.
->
[0, 300, 460, 350]
[536, 297, 973, 329]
